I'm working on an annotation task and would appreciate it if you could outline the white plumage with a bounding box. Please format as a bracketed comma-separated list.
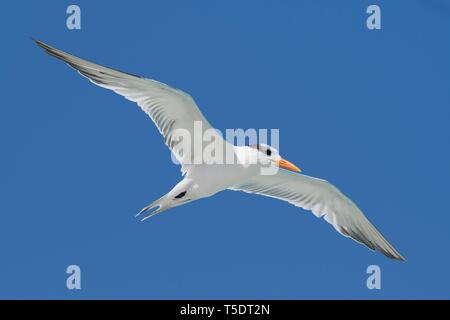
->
[35, 40, 405, 261]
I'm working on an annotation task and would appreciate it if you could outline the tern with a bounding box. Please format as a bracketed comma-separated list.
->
[34, 40, 405, 261]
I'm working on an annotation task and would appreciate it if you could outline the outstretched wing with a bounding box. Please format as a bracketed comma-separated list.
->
[34, 39, 219, 171]
[230, 170, 405, 261]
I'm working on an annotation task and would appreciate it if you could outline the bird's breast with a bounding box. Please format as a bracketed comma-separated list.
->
[186, 163, 259, 197]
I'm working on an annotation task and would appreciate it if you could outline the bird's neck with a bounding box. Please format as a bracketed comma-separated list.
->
[234, 146, 259, 166]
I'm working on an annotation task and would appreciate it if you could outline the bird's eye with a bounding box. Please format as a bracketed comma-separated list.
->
[266, 149, 272, 156]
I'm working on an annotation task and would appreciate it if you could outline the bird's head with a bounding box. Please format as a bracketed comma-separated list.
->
[249, 144, 301, 173]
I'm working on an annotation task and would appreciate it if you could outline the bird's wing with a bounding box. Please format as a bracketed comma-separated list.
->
[34, 40, 221, 171]
[230, 169, 405, 261]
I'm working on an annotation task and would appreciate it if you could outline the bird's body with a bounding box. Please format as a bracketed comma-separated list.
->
[140, 147, 268, 217]
[34, 40, 405, 261]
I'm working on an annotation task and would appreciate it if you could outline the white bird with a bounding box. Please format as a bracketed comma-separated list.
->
[34, 40, 405, 261]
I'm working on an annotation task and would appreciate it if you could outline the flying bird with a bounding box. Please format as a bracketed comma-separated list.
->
[34, 40, 405, 261]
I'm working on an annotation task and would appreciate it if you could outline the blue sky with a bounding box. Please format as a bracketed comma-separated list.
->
[1, 0, 450, 299]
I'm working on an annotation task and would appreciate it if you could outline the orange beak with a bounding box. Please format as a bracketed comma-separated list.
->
[276, 158, 302, 173]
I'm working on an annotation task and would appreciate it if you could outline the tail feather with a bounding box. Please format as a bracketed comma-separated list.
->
[136, 195, 172, 221]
